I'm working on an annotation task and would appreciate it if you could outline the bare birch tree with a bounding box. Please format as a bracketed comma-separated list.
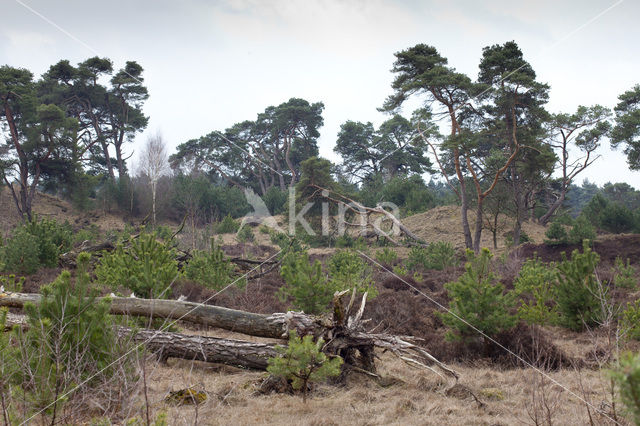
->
[139, 132, 170, 225]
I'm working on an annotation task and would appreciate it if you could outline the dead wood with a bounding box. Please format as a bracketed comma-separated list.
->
[0, 290, 457, 379]
[120, 327, 280, 369]
[306, 184, 427, 247]
[0, 292, 325, 339]
[1, 312, 277, 370]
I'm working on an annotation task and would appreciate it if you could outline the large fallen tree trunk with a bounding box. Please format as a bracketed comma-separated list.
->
[0, 292, 323, 339]
[0, 290, 457, 379]
[120, 327, 279, 369]
[1, 313, 278, 370]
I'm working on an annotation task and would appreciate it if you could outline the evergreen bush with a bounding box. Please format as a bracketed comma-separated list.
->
[568, 215, 596, 244]
[610, 352, 640, 424]
[237, 225, 255, 243]
[0, 274, 24, 292]
[600, 202, 636, 234]
[554, 242, 601, 331]
[514, 256, 559, 326]
[2, 229, 40, 274]
[544, 221, 568, 245]
[328, 249, 377, 298]
[278, 252, 336, 314]
[621, 299, 640, 341]
[267, 331, 343, 403]
[613, 257, 638, 289]
[407, 242, 458, 271]
[14, 253, 129, 419]
[214, 214, 240, 234]
[95, 231, 179, 298]
[441, 249, 517, 350]
[184, 239, 240, 290]
[262, 186, 288, 215]
[2, 216, 73, 274]
[375, 247, 398, 267]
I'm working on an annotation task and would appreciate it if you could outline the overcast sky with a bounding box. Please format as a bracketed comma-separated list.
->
[2, 0, 639, 187]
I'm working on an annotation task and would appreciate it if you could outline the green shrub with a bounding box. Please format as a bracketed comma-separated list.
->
[153, 225, 174, 241]
[0, 307, 20, 423]
[2, 216, 73, 274]
[378, 175, 435, 215]
[393, 264, 409, 276]
[0, 274, 24, 292]
[553, 213, 575, 226]
[184, 239, 241, 290]
[23, 253, 115, 372]
[407, 242, 458, 271]
[278, 252, 335, 314]
[426, 241, 458, 270]
[2, 229, 40, 274]
[582, 193, 609, 229]
[269, 231, 305, 258]
[15, 253, 128, 419]
[95, 231, 180, 298]
[72, 224, 102, 245]
[214, 214, 240, 234]
[236, 225, 255, 243]
[406, 246, 429, 271]
[263, 186, 288, 215]
[267, 331, 343, 403]
[514, 256, 559, 326]
[334, 234, 367, 250]
[613, 257, 638, 289]
[610, 352, 640, 424]
[506, 230, 532, 247]
[600, 203, 636, 234]
[621, 300, 640, 341]
[441, 249, 517, 349]
[544, 222, 568, 245]
[568, 215, 596, 244]
[375, 247, 397, 267]
[259, 225, 271, 234]
[327, 249, 377, 298]
[299, 232, 334, 248]
[554, 242, 601, 331]
[22, 215, 73, 267]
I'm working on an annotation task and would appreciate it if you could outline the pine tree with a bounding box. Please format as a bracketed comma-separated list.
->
[442, 248, 516, 352]
[267, 331, 343, 403]
[278, 252, 337, 314]
[554, 242, 601, 331]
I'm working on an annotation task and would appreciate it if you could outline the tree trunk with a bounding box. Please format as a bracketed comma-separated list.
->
[152, 180, 157, 226]
[3, 314, 278, 370]
[538, 191, 566, 226]
[473, 201, 484, 253]
[0, 291, 458, 379]
[120, 327, 279, 369]
[460, 188, 473, 250]
[0, 292, 323, 339]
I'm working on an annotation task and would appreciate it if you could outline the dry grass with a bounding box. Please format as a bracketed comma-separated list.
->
[403, 205, 548, 253]
[133, 351, 618, 426]
[0, 186, 129, 238]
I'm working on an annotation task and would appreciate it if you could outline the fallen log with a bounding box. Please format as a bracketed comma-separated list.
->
[1, 313, 277, 370]
[0, 292, 324, 339]
[0, 290, 457, 379]
[120, 327, 279, 370]
[59, 240, 115, 268]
